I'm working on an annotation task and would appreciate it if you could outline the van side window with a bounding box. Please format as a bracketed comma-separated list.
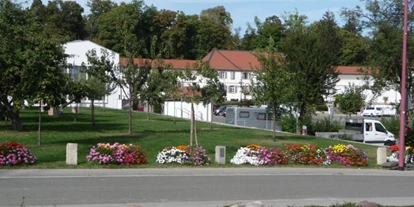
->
[257, 113, 266, 120]
[239, 111, 250, 118]
[365, 123, 372, 131]
[375, 123, 387, 133]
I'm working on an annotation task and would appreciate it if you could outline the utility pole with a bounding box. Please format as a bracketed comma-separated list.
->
[399, 0, 409, 171]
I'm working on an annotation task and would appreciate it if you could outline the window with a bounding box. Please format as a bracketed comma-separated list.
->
[229, 86, 237, 93]
[257, 113, 273, 120]
[219, 71, 227, 79]
[230, 72, 235, 80]
[242, 72, 249, 79]
[239, 111, 250, 118]
[375, 123, 387, 133]
[70, 66, 87, 81]
[366, 123, 372, 131]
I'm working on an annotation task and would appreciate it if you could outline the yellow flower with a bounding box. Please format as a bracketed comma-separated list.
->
[246, 144, 262, 151]
[332, 144, 346, 153]
[301, 145, 310, 151]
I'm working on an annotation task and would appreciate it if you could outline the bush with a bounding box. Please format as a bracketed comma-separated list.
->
[381, 117, 400, 139]
[280, 114, 297, 133]
[325, 144, 368, 166]
[156, 145, 211, 166]
[87, 143, 147, 165]
[308, 118, 343, 136]
[315, 104, 328, 111]
[0, 142, 36, 165]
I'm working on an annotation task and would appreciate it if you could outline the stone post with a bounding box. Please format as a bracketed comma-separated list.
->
[377, 147, 387, 165]
[215, 146, 226, 164]
[66, 143, 78, 165]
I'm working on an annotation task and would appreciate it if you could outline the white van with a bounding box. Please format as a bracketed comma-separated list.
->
[361, 105, 396, 117]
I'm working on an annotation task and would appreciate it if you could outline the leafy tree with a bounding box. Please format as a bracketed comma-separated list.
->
[44, 0, 86, 39]
[199, 63, 226, 129]
[344, 0, 414, 104]
[200, 6, 233, 27]
[338, 83, 366, 116]
[280, 11, 340, 133]
[252, 15, 285, 49]
[338, 29, 369, 66]
[0, 0, 72, 136]
[251, 38, 292, 141]
[83, 76, 115, 126]
[85, 0, 117, 41]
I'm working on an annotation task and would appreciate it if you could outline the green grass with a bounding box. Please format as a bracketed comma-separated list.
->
[0, 107, 381, 168]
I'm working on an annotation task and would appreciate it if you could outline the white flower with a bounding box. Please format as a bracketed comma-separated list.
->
[230, 147, 260, 165]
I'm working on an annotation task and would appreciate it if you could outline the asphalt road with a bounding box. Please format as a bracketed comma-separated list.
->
[1, 168, 414, 207]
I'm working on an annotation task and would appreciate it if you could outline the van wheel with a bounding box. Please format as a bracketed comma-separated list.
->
[384, 140, 393, 146]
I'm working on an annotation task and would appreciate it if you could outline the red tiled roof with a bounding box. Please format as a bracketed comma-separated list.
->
[336, 66, 369, 75]
[202, 49, 261, 71]
[120, 52, 369, 75]
[120, 58, 196, 70]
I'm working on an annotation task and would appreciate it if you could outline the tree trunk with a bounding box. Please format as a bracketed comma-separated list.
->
[74, 103, 78, 122]
[210, 103, 213, 130]
[129, 97, 132, 136]
[0, 99, 22, 131]
[194, 115, 198, 147]
[190, 102, 194, 147]
[91, 99, 95, 126]
[173, 101, 176, 124]
[272, 106, 277, 142]
[298, 104, 307, 135]
[38, 101, 42, 146]
[147, 100, 150, 120]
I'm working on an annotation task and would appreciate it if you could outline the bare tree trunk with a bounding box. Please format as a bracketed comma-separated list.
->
[190, 102, 194, 147]
[0, 100, 23, 131]
[173, 101, 176, 124]
[38, 101, 42, 146]
[128, 87, 133, 136]
[91, 99, 95, 126]
[272, 107, 276, 142]
[210, 103, 213, 130]
[147, 100, 150, 120]
[194, 115, 198, 147]
[74, 103, 78, 122]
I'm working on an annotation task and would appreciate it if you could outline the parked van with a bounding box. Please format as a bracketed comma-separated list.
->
[316, 118, 396, 146]
[225, 107, 282, 131]
[361, 105, 396, 117]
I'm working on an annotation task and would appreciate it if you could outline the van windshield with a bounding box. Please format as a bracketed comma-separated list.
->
[366, 107, 374, 110]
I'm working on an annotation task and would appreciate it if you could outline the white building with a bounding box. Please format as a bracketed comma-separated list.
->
[64, 40, 124, 109]
[64, 41, 400, 111]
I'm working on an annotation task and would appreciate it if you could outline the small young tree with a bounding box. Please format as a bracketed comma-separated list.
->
[199, 63, 226, 130]
[338, 83, 366, 117]
[251, 37, 292, 141]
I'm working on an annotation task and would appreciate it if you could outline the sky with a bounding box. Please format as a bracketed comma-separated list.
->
[39, 0, 365, 32]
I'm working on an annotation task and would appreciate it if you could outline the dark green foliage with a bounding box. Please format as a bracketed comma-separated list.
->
[315, 104, 328, 111]
[338, 83, 365, 115]
[280, 114, 297, 133]
[307, 118, 344, 136]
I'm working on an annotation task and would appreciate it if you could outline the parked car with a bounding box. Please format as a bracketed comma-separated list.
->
[215, 106, 227, 116]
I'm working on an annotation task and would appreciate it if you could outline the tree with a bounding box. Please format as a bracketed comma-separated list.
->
[344, 0, 414, 104]
[338, 83, 366, 116]
[252, 15, 285, 49]
[200, 6, 233, 27]
[199, 63, 226, 130]
[280, 11, 340, 133]
[251, 38, 292, 141]
[83, 76, 115, 126]
[0, 0, 72, 135]
[85, 0, 117, 41]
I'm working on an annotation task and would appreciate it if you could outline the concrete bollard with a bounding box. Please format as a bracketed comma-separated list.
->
[377, 147, 387, 165]
[215, 146, 226, 164]
[66, 143, 78, 165]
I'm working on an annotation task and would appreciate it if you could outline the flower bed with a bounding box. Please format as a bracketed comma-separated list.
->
[87, 143, 147, 165]
[386, 145, 414, 163]
[0, 142, 36, 165]
[156, 145, 211, 166]
[230, 143, 368, 167]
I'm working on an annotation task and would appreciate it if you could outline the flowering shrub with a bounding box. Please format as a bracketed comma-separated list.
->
[230, 145, 288, 166]
[325, 144, 368, 166]
[230, 143, 368, 167]
[0, 142, 36, 165]
[156, 146, 190, 164]
[156, 145, 211, 166]
[256, 147, 288, 165]
[285, 144, 327, 165]
[230, 147, 260, 165]
[386, 145, 414, 163]
[87, 143, 147, 165]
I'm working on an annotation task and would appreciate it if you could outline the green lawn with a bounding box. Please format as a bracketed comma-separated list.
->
[0, 107, 382, 168]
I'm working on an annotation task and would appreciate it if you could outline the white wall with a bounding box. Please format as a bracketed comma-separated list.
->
[164, 101, 212, 122]
[336, 74, 400, 104]
[64, 40, 124, 110]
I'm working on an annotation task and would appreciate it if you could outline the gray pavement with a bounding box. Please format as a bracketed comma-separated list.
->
[1, 168, 414, 207]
